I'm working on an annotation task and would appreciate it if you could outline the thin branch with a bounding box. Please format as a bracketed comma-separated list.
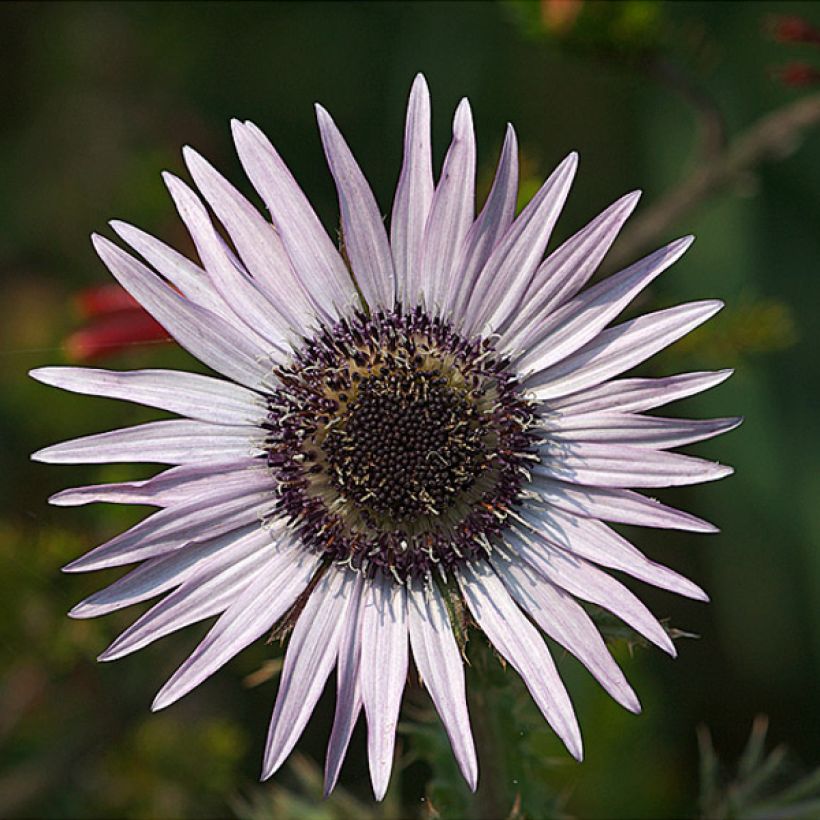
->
[607, 92, 820, 270]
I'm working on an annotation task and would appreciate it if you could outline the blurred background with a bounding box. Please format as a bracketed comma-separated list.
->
[1, 1, 819, 818]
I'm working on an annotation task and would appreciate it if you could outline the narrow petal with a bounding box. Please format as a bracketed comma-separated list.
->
[527, 300, 724, 400]
[92, 234, 272, 390]
[49, 460, 265, 508]
[360, 574, 408, 801]
[516, 237, 692, 373]
[546, 369, 735, 415]
[32, 419, 262, 466]
[69, 524, 260, 619]
[163, 173, 293, 351]
[392, 74, 434, 302]
[457, 561, 583, 760]
[464, 152, 578, 335]
[536, 440, 734, 488]
[316, 105, 396, 309]
[182, 146, 318, 331]
[491, 551, 640, 713]
[152, 541, 321, 710]
[417, 98, 475, 311]
[62, 475, 275, 572]
[99, 525, 278, 660]
[324, 577, 365, 796]
[517, 504, 708, 600]
[504, 190, 642, 346]
[30, 367, 265, 427]
[529, 476, 718, 533]
[232, 120, 356, 319]
[408, 582, 478, 791]
[540, 412, 742, 449]
[444, 125, 519, 318]
[508, 528, 676, 655]
[263, 568, 359, 778]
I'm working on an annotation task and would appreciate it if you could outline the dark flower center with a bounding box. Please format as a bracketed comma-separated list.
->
[264, 306, 536, 583]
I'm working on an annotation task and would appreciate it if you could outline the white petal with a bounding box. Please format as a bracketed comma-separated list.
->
[392, 74, 434, 303]
[517, 504, 707, 600]
[263, 568, 359, 778]
[92, 234, 272, 390]
[546, 369, 734, 415]
[62, 475, 275, 572]
[506, 190, 641, 345]
[324, 577, 365, 796]
[445, 125, 519, 319]
[527, 300, 724, 400]
[69, 524, 260, 619]
[49, 460, 265, 508]
[152, 541, 321, 710]
[464, 153, 578, 335]
[516, 236, 692, 373]
[417, 98, 475, 311]
[408, 582, 478, 791]
[536, 440, 733, 488]
[540, 411, 742, 449]
[360, 574, 408, 801]
[316, 105, 395, 309]
[98, 525, 278, 660]
[30, 367, 266, 426]
[232, 120, 356, 320]
[529, 476, 718, 533]
[182, 146, 318, 332]
[508, 528, 676, 655]
[457, 561, 583, 760]
[32, 419, 263, 466]
[491, 551, 640, 712]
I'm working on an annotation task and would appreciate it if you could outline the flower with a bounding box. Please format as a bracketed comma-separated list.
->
[31, 74, 739, 799]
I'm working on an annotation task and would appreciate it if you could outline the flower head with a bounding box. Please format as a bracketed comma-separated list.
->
[32, 74, 739, 799]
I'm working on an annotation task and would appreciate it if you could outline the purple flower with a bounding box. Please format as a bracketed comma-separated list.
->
[31, 74, 739, 799]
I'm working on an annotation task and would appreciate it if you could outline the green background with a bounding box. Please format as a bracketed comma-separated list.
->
[1, 1, 818, 817]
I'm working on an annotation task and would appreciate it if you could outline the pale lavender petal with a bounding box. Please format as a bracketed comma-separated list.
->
[92, 234, 272, 389]
[457, 561, 583, 760]
[418, 98, 475, 310]
[49, 460, 265, 508]
[537, 440, 734, 488]
[30, 367, 265, 427]
[32, 419, 262, 466]
[529, 476, 718, 533]
[392, 74, 434, 303]
[540, 412, 742, 449]
[316, 105, 395, 309]
[546, 369, 735, 415]
[62, 475, 275, 572]
[110, 220, 236, 320]
[360, 574, 408, 801]
[506, 190, 642, 345]
[527, 300, 724, 400]
[69, 524, 260, 619]
[491, 551, 640, 712]
[324, 576, 365, 796]
[163, 173, 293, 351]
[232, 120, 356, 320]
[517, 504, 708, 600]
[182, 146, 318, 331]
[263, 568, 359, 779]
[464, 152, 578, 335]
[516, 237, 692, 372]
[152, 541, 321, 710]
[445, 125, 519, 318]
[408, 582, 478, 790]
[507, 528, 676, 655]
[98, 525, 279, 661]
